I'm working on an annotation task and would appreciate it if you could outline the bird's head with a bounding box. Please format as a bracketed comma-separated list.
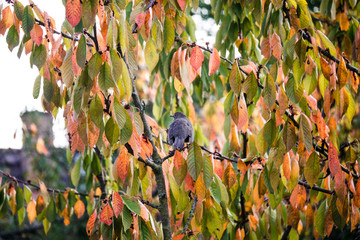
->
[170, 112, 187, 119]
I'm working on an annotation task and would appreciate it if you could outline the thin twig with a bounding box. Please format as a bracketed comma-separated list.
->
[298, 180, 334, 195]
[182, 196, 197, 235]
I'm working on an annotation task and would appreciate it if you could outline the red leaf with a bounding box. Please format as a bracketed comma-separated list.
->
[190, 46, 204, 71]
[112, 192, 123, 218]
[66, 0, 82, 27]
[86, 208, 97, 236]
[139, 134, 153, 160]
[177, 0, 186, 11]
[328, 141, 340, 176]
[100, 204, 114, 226]
[30, 24, 43, 46]
[117, 147, 130, 183]
[208, 47, 220, 76]
[135, 12, 146, 29]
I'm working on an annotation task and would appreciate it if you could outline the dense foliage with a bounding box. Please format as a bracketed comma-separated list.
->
[1, 0, 360, 239]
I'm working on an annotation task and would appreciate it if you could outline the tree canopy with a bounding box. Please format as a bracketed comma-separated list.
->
[1, 0, 360, 239]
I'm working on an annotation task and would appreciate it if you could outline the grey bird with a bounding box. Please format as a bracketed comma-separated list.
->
[167, 112, 194, 149]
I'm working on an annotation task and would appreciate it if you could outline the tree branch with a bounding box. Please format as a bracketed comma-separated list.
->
[131, 0, 158, 33]
[182, 196, 197, 235]
[94, 146, 107, 200]
[298, 180, 334, 195]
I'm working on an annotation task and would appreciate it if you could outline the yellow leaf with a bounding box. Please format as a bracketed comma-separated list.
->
[74, 199, 85, 218]
[27, 200, 37, 224]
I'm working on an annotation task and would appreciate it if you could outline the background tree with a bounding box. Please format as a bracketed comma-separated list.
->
[1, 0, 360, 239]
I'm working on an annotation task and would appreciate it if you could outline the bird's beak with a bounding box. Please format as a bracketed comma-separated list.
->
[170, 114, 174, 118]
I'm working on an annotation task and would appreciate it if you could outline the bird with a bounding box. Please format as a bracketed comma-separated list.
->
[167, 112, 194, 150]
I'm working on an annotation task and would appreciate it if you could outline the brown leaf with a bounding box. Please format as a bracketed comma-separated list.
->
[86, 209, 97, 236]
[287, 205, 300, 228]
[305, 55, 316, 75]
[270, 32, 282, 61]
[328, 141, 340, 176]
[171, 48, 182, 81]
[338, 56, 349, 89]
[320, 57, 332, 80]
[261, 37, 271, 59]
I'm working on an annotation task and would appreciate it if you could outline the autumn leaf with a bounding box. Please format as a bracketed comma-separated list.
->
[338, 56, 349, 89]
[320, 57, 332, 80]
[112, 191, 123, 218]
[117, 147, 130, 183]
[86, 209, 97, 236]
[270, 32, 282, 61]
[328, 141, 340, 176]
[208, 47, 220, 76]
[190, 46, 204, 71]
[27, 200, 37, 224]
[304, 152, 320, 187]
[177, 0, 186, 11]
[100, 204, 114, 226]
[66, 0, 82, 27]
[74, 199, 85, 218]
[135, 12, 146, 29]
[30, 24, 43, 46]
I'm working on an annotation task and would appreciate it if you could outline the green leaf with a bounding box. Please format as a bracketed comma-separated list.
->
[46, 198, 56, 222]
[315, 200, 326, 237]
[164, 16, 175, 54]
[119, 10, 129, 53]
[243, 72, 258, 101]
[120, 110, 133, 145]
[110, 49, 122, 82]
[283, 120, 297, 152]
[14, 0, 24, 21]
[105, 117, 120, 145]
[229, 62, 242, 95]
[24, 185, 32, 204]
[263, 75, 276, 109]
[304, 152, 320, 187]
[17, 207, 25, 225]
[139, 218, 152, 240]
[122, 206, 133, 231]
[317, 31, 336, 57]
[71, 156, 82, 188]
[60, 47, 74, 87]
[210, 175, 229, 204]
[263, 117, 276, 146]
[76, 34, 87, 69]
[256, 125, 269, 156]
[43, 218, 51, 235]
[187, 142, 203, 181]
[23, 6, 35, 35]
[15, 186, 24, 210]
[32, 44, 47, 70]
[299, 114, 312, 152]
[72, 78, 83, 114]
[203, 154, 213, 189]
[113, 97, 127, 129]
[88, 52, 102, 79]
[145, 39, 159, 72]
[6, 25, 19, 51]
[33, 75, 41, 99]
[99, 62, 115, 92]
[57, 193, 66, 212]
[91, 153, 101, 176]
[90, 94, 104, 128]
[122, 195, 141, 215]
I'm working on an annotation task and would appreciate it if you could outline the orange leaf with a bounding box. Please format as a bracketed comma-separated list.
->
[30, 24, 43, 46]
[270, 32, 282, 61]
[139, 202, 150, 221]
[177, 0, 186, 11]
[112, 192, 123, 218]
[74, 199, 85, 218]
[195, 172, 206, 201]
[0, 6, 14, 35]
[117, 147, 130, 183]
[36, 195, 46, 215]
[238, 97, 248, 132]
[66, 0, 82, 27]
[135, 12, 146, 29]
[289, 185, 306, 210]
[338, 56, 349, 89]
[223, 164, 237, 189]
[139, 134, 153, 160]
[335, 170, 346, 203]
[320, 57, 332, 80]
[190, 46, 204, 71]
[261, 37, 270, 59]
[328, 141, 340, 176]
[86, 208, 97, 236]
[184, 172, 195, 193]
[287, 205, 300, 228]
[100, 204, 114, 226]
[283, 153, 291, 180]
[174, 150, 185, 171]
[171, 48, 182, 81]
[208, 47, 220, 76]
[27, 200, 37, 224]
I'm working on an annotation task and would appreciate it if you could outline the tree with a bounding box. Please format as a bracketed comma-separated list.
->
[1, 0, 360, 239]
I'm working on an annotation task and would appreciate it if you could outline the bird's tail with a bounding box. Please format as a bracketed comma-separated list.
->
[173, 137, 185, 149]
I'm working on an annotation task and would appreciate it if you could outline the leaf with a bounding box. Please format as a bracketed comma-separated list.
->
[243, 72, 258, 101]
[223, 164, 237, 189]
[113, 97, 127, 129]
[99, 62, 115, 92]
[328, 141, 340, 176]
[30, 24, 43, 46]
[112, 192, 123, 218]
[270, 32, 282, 61]
[187, 143, 203, 181]
[208, 47, 220, 75]
[88, 52, 102, 79]
[32, 75, 41, 99]
[31, 44, 47, 70]
[100, 204, 114, 226]
[71, 157, 81, 188]
[229, 62, 242, 95]
[74, 199, 85, 218]
[164, 16, 175, 54]
[86, 209, 97, 236]
[117, 147, 129, 183]
[27, 200, 37, 224]
[6, 25, 19, 51]
[61, 47, 74, 87]
[14, 0, 25, 21]
[304, 152, 320, 187]
[24, 185, 32, 204]
[263, 75, 276, 109]
[283, 120, 297, 152]
[315, 200, 326, 236]
[135, 12, 146, 29]
[23, 6, 35, 35]
[76, 34, 87, 69]
[105, 117, 119, 145]
[177, 0, 186, 11]
[195, 173, 206, 201]
[317, 30, 337, 57]
[320, 57, 332, 80]
[338, 57, 349, 89]
[203, 155, 213, 189]
[299, 114, 312, 152]
[122, 195, 141, 215]
[145, 39, 159, 72]
[66, 0, 82, 27]
[190, 46, 204, 71]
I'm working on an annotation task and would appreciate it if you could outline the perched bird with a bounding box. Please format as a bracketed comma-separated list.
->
[167, 112, 194, 149]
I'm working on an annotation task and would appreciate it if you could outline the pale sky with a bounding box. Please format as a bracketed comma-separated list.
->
[0, 0, 217, 149]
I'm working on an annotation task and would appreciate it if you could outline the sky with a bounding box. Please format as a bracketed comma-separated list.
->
[0, 0, 217, 149]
